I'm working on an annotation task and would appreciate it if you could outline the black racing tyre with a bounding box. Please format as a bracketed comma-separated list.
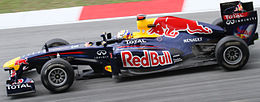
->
[215, 36, 249, 71]
[112, 75, 124, 83]
[41, 58, 74, 93]
[42, 38, 69, 49]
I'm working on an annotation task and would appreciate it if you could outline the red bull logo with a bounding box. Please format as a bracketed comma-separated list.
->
[235, 2, 244, 12]
[235, 24, 255, 39]
[15, 58, 28, 65]
[148, 16, 213, 38]
[121, 50, 172, 67]
[18, 79, 24, 83]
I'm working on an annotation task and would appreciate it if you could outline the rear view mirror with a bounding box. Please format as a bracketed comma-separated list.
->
[107, 33, 112, 39]
[101, 34, 106, 41]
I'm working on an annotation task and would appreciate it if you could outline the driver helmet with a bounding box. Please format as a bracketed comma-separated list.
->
[117, 30, 132, 39]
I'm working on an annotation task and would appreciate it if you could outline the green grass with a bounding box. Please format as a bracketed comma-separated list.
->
[0, 0, 148, 14]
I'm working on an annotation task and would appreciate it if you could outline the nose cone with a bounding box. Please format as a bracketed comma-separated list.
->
[3, 57, 21, 70]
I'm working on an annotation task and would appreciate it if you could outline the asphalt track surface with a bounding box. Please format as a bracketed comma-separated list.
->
[0, 8, 260, 102]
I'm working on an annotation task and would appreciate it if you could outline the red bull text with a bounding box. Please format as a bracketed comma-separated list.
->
[121, 50, 172, 67]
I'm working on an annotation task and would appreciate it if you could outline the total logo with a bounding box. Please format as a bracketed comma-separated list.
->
[223, 12, 248, 20]
[6, 83, 32, 90]
[121, 50, 172, 67]
[125, 39, 146, 44]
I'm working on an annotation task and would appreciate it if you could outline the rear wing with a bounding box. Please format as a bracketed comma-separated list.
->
[220, 1, 258, 45]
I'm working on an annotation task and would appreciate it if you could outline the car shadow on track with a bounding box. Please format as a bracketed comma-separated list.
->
[8, 93, 37, 99]
[117, 65, 222, 82]
[8, 64, 255, 99]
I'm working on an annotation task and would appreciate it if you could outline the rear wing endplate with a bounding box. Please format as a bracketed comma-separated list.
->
[220, 1, 258, 45]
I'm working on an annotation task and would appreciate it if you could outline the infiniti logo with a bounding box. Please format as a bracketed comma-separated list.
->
[97, 50, 107, 55]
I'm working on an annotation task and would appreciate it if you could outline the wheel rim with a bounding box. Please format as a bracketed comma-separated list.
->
[223, 46, 243, 65]
[48, 68, 67, 87]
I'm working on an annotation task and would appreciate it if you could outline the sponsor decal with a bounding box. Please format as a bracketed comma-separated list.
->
[10, 70, 16, 77]
[95, 50, 109, 59]
[183, 37, 203, 43]
[148, 17, 212, 38]
[71, 45, 80, 48]
[223, 12, 248, 20]
[235, 24, 255, 39]
[6, 83, 32, 90]
[23, 51, 43, 58]
[118, 45, 158, 48]
[121, 50, 172, 67]
[22, 66, 29, 71]
[18, 79, 24, 84]
[94, 56, 109, 59]
[234, 2, 243, 12]
[223, 12, 257, 25]
[15, 58, 28, 65]
[97, 50, 107, 56]
[110, 53, 113, 58]
[172, 54, 182, 63]
[104, 65, 112, 72]
[125, 39, 146, 44]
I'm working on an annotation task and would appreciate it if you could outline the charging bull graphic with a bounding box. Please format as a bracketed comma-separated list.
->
[15, 59, 28, 66]
[148, 16, 213, 38]
[235, 24, 255, 39]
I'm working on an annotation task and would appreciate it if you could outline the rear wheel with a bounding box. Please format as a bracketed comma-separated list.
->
[41, 58, 74, 93]
[215, 36, 249, 71]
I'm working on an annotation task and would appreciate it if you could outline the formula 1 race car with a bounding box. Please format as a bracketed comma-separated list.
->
[3, 1, 258, 96]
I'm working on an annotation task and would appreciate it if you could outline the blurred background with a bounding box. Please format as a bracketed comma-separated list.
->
[0, 0, 147, 14]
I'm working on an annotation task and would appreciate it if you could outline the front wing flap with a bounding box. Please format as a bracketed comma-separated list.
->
[6, 78, 36, 96]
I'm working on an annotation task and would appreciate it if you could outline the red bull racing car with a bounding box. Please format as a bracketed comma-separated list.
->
[2, 1, 258, 96]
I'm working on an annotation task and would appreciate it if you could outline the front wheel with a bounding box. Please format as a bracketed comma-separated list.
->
[42, 38, 69, 49]
[215, 36, 249, 71]
[41, 58, 74, 93]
